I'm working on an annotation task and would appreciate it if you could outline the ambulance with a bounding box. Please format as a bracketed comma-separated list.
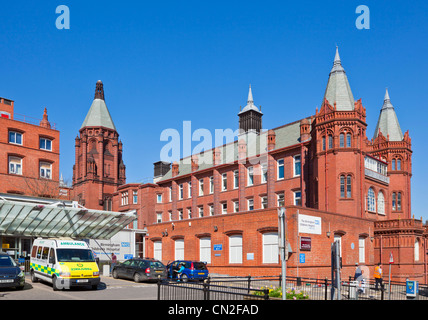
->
[30, 238, 100, 291]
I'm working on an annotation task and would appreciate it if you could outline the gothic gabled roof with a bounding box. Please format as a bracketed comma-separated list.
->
[80, 81, 117, 131]
[373, 89, 403, 141]
[323, 47, 355, 111]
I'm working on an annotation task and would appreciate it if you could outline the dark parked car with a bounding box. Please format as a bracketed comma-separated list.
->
[112, 258, 167, 282]
[167, 260, 209, 282]
[0, 253, 25, 290]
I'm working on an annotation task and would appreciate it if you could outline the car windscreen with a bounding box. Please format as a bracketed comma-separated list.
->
[56, 249, 95, 262]
[0, 255, 17, 267]
[193, 262, 207, 270]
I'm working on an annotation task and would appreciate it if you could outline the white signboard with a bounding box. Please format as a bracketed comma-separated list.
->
[298, 214, 322, 235]
[89, 229, 136, 262]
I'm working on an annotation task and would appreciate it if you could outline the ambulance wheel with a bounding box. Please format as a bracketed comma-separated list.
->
[52, 276, 61, 291]
[30, 270, 38, 283]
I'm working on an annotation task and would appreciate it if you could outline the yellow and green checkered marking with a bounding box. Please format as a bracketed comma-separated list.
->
[30, 263, 59, 277]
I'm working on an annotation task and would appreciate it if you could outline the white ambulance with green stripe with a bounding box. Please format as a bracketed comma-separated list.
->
[30, 238, 100, 291]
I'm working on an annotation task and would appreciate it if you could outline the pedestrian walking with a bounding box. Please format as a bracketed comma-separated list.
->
[374, 262, 383, 291]
[110, 252, 117, 273]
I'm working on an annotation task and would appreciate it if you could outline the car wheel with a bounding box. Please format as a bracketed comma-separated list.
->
[134, 273, 142, 283]
[181, 274, 188, 283]
[30, 270, 38, 283]
[112, 269, 119, 279]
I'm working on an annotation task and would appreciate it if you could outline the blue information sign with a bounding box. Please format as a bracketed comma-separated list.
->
[213, 244, 222, 251]
[299, 253, 305, 263]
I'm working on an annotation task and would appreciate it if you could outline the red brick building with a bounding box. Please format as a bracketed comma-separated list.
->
[87, 49, 425, 282]
[0, 97, 63, 198]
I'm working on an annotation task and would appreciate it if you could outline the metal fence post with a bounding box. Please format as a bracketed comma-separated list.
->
[264, 288, 270, 300]
[157, 277, 161, 300]
[247, 275, 251, 294]
[324, 278, 328, 300]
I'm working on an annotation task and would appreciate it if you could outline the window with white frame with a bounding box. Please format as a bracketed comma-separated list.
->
[293, 155, 301, 176]
[415, 238, 420, 261]
[121, 192, 128, 206]
[261, 163, 268, 183]
[178, 209, 183, 220]
[133, 190, 138, 204]
[153, 241, 162, 261]
[222, 202, 227, 214]
[277, 159, 284, 180]
[8, 156, 22, 175]
[169, 186, 172, 202]
[199, 206, 204, 218]
[367, 188, 376, 212]
[39, 162, 52, 179]
[199, 179, 204, 196]
[187, 208, 192, 219]
[234, 170, 239, 189]
[157, 194, 162, 203]
[209, 204, 214, 216]
[222, 173, 227, 191]
[175, 239, 184, 260]
[334, 234, 342, 257]
[234, 201, 239, 213]
[277, 193, 285, 207]
[209, 176, 214, 194]
[156, 213, 162, 223]
[248, 198, 254, 211]
[378, 191, 385, 215]
[9, 131, 22, 145]
[168, 211, 172, 221]
[188, 181, 192, 198]
[200, 237, 211, 264]
[229, 235, 242, 264]
[263, 232, 279, 264]
[179, 184, 183, 200]
[247, 166, 254, 186]
[359, 237, 365, 263]
[294, 191, 302, 206]
[40, 137, 52, 151]
[261, 196, 268, 209]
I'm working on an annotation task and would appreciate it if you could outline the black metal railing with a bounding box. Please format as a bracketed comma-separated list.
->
[158, 275, 428, 301]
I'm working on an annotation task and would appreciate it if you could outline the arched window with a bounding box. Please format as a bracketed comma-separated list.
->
[346, 133, 352, 147]
[322, 136, 326, 151]
[340, 175, 345, 198]
[328, 135, 333, 149]
[367, 188, 376, 212]
[378, 191, 385, 215]
[346, 175, 352, 198]
[339, 133, 344, 148]
[392, 159, 396, 171]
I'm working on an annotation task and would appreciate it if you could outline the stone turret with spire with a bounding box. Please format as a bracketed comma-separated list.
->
[72, 80, 126, 210]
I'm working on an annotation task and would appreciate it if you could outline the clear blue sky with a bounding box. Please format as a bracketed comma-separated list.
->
[0, 1, 427, 220]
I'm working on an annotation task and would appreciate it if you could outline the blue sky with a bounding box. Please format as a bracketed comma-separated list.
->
[0, 1, 427, 220]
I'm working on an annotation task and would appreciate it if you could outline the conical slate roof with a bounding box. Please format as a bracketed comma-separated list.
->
[80, 81, 117, 131]
[373, 89, 403, 141]
[323, 47, 355, 111]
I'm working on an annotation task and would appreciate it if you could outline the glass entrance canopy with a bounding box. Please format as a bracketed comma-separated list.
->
[0, 195, 137, 240]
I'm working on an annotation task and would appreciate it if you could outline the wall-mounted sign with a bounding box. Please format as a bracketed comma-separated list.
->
[300, 237, 312, 251]
[213, 244, 223, 251]
[298, 214, 322, 235]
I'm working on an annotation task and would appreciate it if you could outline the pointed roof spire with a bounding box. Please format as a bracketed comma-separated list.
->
[247, 84, 254, 104]
[373, 88, 404, 141]
[322, 46, 355, 111]
[39, 107, 51, 129]
[239, 84, 262, 115]
[81, 81, 116, 131]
